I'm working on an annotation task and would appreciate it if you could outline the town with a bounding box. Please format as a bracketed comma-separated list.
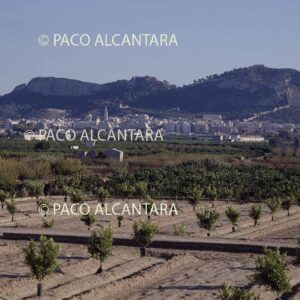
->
[1, 106, 299, 143]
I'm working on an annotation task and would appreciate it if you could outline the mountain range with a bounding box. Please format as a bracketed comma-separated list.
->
[1, 65, 300, 122]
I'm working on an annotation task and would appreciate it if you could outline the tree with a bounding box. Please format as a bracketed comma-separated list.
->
[187, 186, 203, 212]
[87, 227, 113, 274]
[196, 208, 219, 236]
[0, 190, 7, 209]
[117, 215, 124, 227]
[69, 189, 84, 211]
[206, 185, 218, 207]
[6, 199, 16, 222]
[94, 187, 109, 207]
[254, 247, 291, 293]
[135, 181, 148, 201]
[249, 205, 262, 226]
[24, 236, 59, 297]
[220, 187, 233, 204]
[281, 196, 293, 216]
[225, 207, 240, 232]
[133, 220, 158, 257]
[118, 182, 135, 200]
[266, 198, 282, 221]
[27, 181, 44, 203]
[81, 210, 96, 230]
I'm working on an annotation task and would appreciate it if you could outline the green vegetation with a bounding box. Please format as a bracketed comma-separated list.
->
[0, 189, 8, 209]
[107, 160, 300, 201]
[266, 198, 282, 221]
[281, 196, 294, 216]
[187, 186, 203, 211]
[225, 207, 240, 232]
[133, 220, 158, 257]
[196, 208, 219, 236]
[24, 236, 59, 297]
[69, 189, 84, 211]
[42, 218, 55, 228]
[249, 205, 262, 226]
[81, 210, 96, 230]
[254, 247, 291, 293]
[219, 283, 260, 300]
[87, 228, 113, 274]
[6, 199, 16, 222]
[173, 223, 186, 236]
[135, 181, 148, 201]
[94, 187, 109, 207]
[51, 158, 83, 176]
[206, 185, 218, 207]
[27, 181, 44, 202]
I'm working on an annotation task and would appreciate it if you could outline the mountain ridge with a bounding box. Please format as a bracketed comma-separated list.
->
[1, 65, 300, 122]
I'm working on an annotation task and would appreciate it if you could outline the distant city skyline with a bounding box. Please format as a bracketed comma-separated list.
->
[1, 0, 300, 95]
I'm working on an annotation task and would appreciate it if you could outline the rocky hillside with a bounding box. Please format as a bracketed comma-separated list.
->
[1, 65, 300, 121]
[134, 65, 300, 119]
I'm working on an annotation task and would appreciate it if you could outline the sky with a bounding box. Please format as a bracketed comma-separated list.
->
[0, 0, 300, 94]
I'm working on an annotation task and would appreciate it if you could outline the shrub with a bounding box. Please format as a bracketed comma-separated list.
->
[173, 223, 185, 236]
[19, 160, 51, 180]
[51, 158, 83, 176]
[81, 210, 96, 230]
[254, 247, 291, 293]
[249, 205, 262, 226]
[196, 208, 219, 236]
[219, 283, 260, 300]
[42, 218, 55, 228]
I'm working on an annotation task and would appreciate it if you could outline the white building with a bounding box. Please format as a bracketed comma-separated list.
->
[203, 114, 222, 121]
[238, 135, 265, 142]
